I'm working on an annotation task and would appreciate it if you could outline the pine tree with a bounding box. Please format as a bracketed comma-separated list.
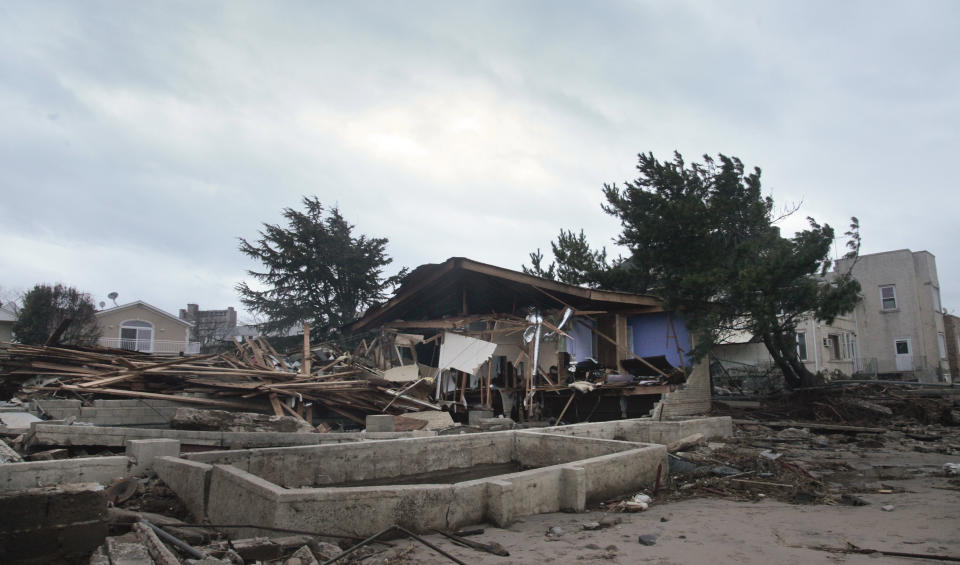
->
[13, 284, 101, 345]
[528, 152, 862, 388]
[236, 197, 406, 338]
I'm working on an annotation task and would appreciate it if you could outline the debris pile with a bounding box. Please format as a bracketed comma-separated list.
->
[715, 381, 960, 427]
[0, 339, 440, 427]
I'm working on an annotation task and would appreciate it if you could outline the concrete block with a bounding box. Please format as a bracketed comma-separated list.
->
[485, 480, 514, 527]
[560, 466, 586, 512]
[0, 483, 108, 564]
[365, 414, 395, 432]
[126, 439, 180, 474]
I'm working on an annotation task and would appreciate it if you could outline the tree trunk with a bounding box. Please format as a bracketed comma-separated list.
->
[762, 330, 816, 389]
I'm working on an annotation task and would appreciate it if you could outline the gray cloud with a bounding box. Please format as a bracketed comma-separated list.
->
[1, 0, 958, 317]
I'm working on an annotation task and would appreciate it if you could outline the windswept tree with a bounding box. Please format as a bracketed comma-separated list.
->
[527, 152, 862, 388]
[12, 284, 101, 345]
[236, 197, 406, 338]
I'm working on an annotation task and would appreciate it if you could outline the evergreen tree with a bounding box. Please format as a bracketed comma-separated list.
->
[13, 284, 101, 345]
[528, 152, 862, 388]
[236, 197, 406, 338]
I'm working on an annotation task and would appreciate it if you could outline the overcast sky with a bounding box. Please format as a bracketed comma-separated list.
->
[1, 1, 958, 321]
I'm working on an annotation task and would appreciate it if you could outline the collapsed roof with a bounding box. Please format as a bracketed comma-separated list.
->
[345, 257, 664, 333]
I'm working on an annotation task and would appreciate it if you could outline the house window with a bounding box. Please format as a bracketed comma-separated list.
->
[120, 320, 153, 353]
[828, 334, 842, 360]
[796, 332, 807, 361]
[932, 287, 942, 313]
[843, 333, 855, 360]
[939, 332, 947, 359]
[880, 285, 897, 311]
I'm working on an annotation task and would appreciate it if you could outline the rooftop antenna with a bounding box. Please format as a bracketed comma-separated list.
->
[107, 292, 119, 307]
[99, 301, 106, 309]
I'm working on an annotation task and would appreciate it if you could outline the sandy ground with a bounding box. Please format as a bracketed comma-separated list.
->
[358, 427, 960, 565]
[372, 476, 958, 565]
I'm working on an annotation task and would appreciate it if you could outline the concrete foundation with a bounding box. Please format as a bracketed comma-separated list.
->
[0, 456, 130, 490]
[32, 398, 198, 427]
[546, 416, 733, 444]
[0, 439, 183, 491]
[28, 422, 433, 449]
[155, 430, 668, 538]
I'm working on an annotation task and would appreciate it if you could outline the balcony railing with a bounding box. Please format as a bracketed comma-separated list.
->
[98, 338, 201, 355]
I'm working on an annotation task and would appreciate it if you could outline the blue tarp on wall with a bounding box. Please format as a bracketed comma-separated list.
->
[567, 318, 596, 362]
[628, 312, 691, 368]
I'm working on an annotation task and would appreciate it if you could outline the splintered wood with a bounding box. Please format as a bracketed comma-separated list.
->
[0, 340, 439, 424]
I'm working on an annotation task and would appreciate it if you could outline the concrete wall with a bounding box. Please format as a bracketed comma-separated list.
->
[29, 422, 365, 449]
[186, 433, 517, 488]
[157, 430, 667, 538]
[545, 416, 732, 444]
[153, 457, 212, 520]
[34, 398, 199, 427]
[514, 433, 640, 467]
[0, 456, 130, 490]
[656, 357, 712, 417]
[0, 439, 179, 491]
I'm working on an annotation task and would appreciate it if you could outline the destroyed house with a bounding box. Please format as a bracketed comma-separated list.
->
[344, 257, 711, 423]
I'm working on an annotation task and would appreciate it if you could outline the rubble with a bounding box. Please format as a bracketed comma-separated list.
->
[0, 340, 442, 427]
[170, 407, 315, 433]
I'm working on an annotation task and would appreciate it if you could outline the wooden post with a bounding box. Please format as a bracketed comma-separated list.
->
[302, 322, 311, 376]
[615, 314, 628, 374]
[486, 360, 493, 409]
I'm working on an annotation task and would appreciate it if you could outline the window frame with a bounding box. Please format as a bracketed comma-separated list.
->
[880, 285, 897, 311]
[796, 331, 808, 361]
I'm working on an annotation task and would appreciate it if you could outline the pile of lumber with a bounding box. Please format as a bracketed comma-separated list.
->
[0, 340, 439, 427]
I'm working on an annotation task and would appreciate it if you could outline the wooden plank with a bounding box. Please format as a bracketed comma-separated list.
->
[257, 337, 289, 370]
[244, 336, 266, 368]
[553, 392, 576, 426]
[77, 353, 220, 388]
[276, 396, 310, 424]
[268, 393, 285, 417]
[59, 385, 263, 410]
[317, 402, 364, 424]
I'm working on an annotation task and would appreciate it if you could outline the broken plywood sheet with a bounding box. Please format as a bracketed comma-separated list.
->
[383, 365, 420, 382]
[393, 333, 424, 347]
[439, 331, 497, 375]
[402, 410, 456, 430]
